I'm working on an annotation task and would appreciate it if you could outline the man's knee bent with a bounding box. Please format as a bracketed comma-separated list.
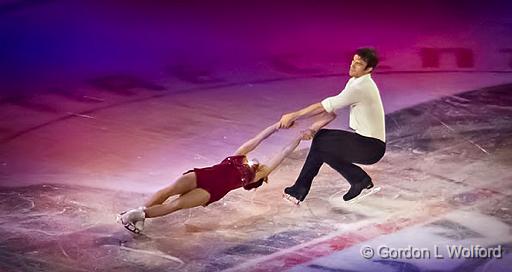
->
[311, 129, 331, 152]
[312, 129, 328, 144]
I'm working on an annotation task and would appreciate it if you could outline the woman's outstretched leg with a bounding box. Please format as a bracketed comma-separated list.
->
[144, 172, 198, 208]
[145, 188, 210, 218]
[118, 172, 200, 234]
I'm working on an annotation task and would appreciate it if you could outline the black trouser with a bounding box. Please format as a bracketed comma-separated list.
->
[287, 129, 386, 200]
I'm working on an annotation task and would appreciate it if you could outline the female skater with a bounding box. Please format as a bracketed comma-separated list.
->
[117, 121, 313, 234]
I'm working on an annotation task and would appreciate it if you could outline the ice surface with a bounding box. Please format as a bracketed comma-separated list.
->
[1, 84, 511, 271]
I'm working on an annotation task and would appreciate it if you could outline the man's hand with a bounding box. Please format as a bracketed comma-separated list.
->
[300, 129, 317, 140]
[279, 113, 296, 129]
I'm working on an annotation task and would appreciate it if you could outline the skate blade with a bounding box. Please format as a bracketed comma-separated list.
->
[122, 222, 142, 234]
[282, 193, 301, 206]
[347, 187, 381, 204]
[117, 211, 142, 234]
[116, 211, 127, 224]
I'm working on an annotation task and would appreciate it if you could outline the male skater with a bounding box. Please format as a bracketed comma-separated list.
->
[279, 47, 386, 205]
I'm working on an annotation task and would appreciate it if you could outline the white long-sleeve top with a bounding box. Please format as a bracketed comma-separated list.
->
[321, 74, 386, 142]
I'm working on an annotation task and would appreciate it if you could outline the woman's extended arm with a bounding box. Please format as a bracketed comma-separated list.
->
[234, 122, 280, 156]
[253, 135, 302, 181]
[301, 112, 337, 140]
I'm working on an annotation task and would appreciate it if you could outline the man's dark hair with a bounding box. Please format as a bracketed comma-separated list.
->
[355, 47, 379, 70]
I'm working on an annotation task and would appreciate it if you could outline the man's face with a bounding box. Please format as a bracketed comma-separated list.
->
[349, 54, 372, 78]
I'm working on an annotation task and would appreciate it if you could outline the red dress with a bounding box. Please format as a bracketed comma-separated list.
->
[184, 155, 263, 206]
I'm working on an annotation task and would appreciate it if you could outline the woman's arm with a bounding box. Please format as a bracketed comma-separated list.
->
[234, 122, 280, 156]
[254, 135, 302, 181]
[302, 112, 337, 140]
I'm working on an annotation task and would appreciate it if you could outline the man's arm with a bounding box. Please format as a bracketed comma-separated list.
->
[281, 83, 364, 129]
[234, 122, 280, 156]
[254, 135, 302, 181]
[321, 86, 362, 114]
[279, 102, 327, 128]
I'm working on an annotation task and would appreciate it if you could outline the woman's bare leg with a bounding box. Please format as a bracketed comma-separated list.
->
[144, 188, 210, 218]
[144, 172, 198, 208]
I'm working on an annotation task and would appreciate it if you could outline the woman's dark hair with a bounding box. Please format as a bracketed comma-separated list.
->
[242, 177, 267, 190]
[355, 47, 379, 70]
